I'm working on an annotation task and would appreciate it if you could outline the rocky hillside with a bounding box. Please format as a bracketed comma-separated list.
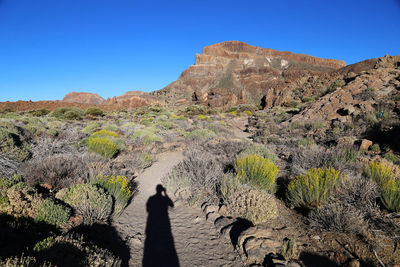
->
[153, 41, 347, 107]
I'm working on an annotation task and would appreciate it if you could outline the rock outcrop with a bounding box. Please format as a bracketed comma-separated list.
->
[290, 55, 400, 124]
[62, 92, 105, 105]
[154, 41, 347, 107]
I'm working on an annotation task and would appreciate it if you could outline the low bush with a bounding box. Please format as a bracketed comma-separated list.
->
[102, 124, 119, 132]
[85, 107, 104, 117]
[34, 198, 71, 227]
[33, 236, 55, 252]
[0, 174, 23, 195]
[185, 128, 216, 140]
[309, 174, 380, 234]
[364, 160, 396, 186]
[30, 108, 50, 117]
[163, 149, 223, 205]
[82, 122, 101, 134]
[384, 152, 399, 163]
[131, 127, 162, 144]
[0, 125, 30, 162]
[62, 183, 113, 224]
[49, 107, 84, 120]
[0, 254, 51, 267]
[234, 154, 279, 193]
[139, 152, 154, 168]
[287, 167, 341, 209]
[380, 178, 400, 212]
[93, 174, 135, 215]
[296, 137, 315, 147]
[22, 155, 93, 190]
[308, 201, 366, 233]
[238, 143, 277, 162]
[87, 137, 118, 158]
[6, 185, 44, 218]
[220, 174, 278, 224]
[91, 129, 118, 138]
[290, 145, 328, 175]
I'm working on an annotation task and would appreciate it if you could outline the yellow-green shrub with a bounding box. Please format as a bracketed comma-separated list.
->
[381, 178, 400, 212]
[364, 160, 395, 186]
[196, 114, 210, 121]
[287, 167, 341, 209]
[93, 174, 135, 215]
[234, 154, 279, 193]
[91, 129, 118, 138]
[87, 137, 118, 158]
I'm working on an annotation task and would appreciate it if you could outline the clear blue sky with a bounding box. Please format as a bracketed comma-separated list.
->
[1, 0, 399, 101]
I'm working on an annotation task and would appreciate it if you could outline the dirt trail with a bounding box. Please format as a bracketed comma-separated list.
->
[114, 151, 244, 267]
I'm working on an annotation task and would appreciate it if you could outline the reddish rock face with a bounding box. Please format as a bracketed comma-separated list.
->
[62, 92, 105, 105]
[154, 41, 347, 107]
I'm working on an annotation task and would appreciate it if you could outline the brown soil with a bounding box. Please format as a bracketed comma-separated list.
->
[114, 151, 245, 266]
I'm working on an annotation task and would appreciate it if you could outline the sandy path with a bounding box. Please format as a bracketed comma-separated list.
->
[114, 151, 244, 267]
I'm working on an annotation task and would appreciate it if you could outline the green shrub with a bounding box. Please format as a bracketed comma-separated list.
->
[371, 144, 381, 153]
[234, 154, 279, 193]
[30, 108, 50, 117]
[23, 122, 45, 136]
[85, 107, 104, 117]
[34, 198, 71, 227]
[325, 79, 346, 95]
[87, 137, 118, 158]
[302, 97, 314, 103]
[185, 128, 216, 140]
[139, 152, 154, 168]
[132, 128, 162, 144]
[63, 183, 113, 224]
[102, 124, 119, 132]
[93, 174, 135, 215]
[33, 236, 55, 252]
[384, 152, 399, 163]
[49, 107, 84, 120]
[296, 137, 315, 147]
[238, 143, 277, 162]
[0, 126, 30, 162]
[82, 122, 101, 134]
[380, 178, 400, 212]
[0, 175, 23, 195]
[287, 167, 341, 209]
[220, 174, 278, 224]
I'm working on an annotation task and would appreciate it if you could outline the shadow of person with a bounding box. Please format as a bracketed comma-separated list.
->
[143, 184, 180, 267]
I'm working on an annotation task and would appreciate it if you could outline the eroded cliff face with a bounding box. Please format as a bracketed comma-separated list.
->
[154, 41, 347, 107]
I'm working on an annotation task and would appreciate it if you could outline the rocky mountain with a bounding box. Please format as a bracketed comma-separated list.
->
[153, 41, 347, 107]
[62, 92, 105, 105]
[61, 91, 161, 109]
